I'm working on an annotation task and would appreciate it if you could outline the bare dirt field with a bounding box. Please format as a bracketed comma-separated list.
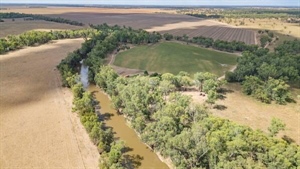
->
[190, 83, 300, 144]
[0, 39, 99, 169]
[0, 18, 83, 37]
[1, 7, 256, 44]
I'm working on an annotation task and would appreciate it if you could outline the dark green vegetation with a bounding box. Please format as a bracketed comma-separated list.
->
[0, 12, 84, 26]
[57, 24, 299, 169]
[220, 8, 300, 19]
[226, 40, 300, 104]
[65, 74, 126, 168]
[0, 29, 99, 54]
[182, 8, 299, 21]
[187, 13, 223, 19]
[173, 34, 258, 53]
[114, 42, 238, 76]
[95, 66, 299, 169]
[258, 30, 276, 48]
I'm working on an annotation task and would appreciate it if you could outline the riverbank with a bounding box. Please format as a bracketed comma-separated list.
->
[0, 39, 99, 169]
[88, 85, 171, 169]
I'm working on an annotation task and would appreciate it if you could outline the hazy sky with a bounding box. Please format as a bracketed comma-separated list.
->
[2, 0, 299, 6]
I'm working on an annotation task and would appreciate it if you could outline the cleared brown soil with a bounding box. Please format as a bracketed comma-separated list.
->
[0, 39, 99, 169]
[0, 18, 83, 37]
[189, 84, 300, 144]
[1, 7, 256, 44]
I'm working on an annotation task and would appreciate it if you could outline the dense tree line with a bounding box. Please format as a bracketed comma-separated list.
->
[0, 29, 99, 54]
[169, 34, 259, 53]
[65, 74, 126, 168]
[0, 12, 84, 26]
[187, 13, 223, 19]
[213, 39, 258, 52]
[58, 23, 162, 86]
[220, 9, 299, 19]
[226, 40, 300, 104]
[94, 65, 299, 169]
[258, 30, 275, 48]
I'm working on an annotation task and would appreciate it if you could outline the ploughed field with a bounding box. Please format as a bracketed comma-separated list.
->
[1, 7, 257, 44]
[114, 42, 238, 76]
[53, 13, 256, 44]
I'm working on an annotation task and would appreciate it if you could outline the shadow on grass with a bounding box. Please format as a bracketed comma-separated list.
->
[286, 97, 297, 104]
[282, 135, 295, 144]
[218, 94, 226, 100]
[218, 87, 234, 94]
[213, 104, 227, 110]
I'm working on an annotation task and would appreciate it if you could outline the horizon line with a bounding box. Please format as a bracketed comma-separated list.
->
[0, 3, 298, 7]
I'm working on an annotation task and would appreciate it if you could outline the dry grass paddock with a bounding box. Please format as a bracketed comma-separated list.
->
[189, 83, 300, 144]
[0, 39, 99, 169]
[220, 18, 300, 38]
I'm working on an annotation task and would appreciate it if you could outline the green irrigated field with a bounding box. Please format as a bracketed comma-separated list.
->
[114, 42, 238, 76]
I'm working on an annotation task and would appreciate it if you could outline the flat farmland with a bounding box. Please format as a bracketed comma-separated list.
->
[0, 39, 99, 169]
[52, 13, 256, 44]
[1, 7, 257, 44]
[0, 18, 83, 37]
[114, 42, 238, 76]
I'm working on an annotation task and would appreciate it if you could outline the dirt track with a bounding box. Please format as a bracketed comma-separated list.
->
[0, 39, 99, 169]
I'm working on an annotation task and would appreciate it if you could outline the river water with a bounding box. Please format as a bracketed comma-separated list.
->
[80, 64, 169, 169]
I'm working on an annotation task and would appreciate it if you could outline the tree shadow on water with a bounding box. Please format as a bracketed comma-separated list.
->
[99, 112, 114, 120]
[123, 146, 133, 153]
[122, 154, 144, 169]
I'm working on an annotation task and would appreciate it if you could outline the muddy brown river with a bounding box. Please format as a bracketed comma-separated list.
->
[81, 63, 169, 169]
[88, 86, 169, 169]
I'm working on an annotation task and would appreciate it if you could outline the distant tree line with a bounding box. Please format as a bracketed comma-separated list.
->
[0, 12, 84, 26]
[226, 40, 300, 104]
[0, 29, 99, 54]
[220, 9, 300, 19]
[57, 24, 299, 169]
[187, 13, 223, 19]
[164, 33, 259, 53]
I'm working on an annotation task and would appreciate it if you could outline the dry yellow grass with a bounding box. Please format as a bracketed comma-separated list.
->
[0, 39, 99, 169]
[220, 18, 300, 38]
[212, 84, 300, 144]
[187, 84, 300, 144]
[0, 18, 83, 37]
[145, 19, 233, 32]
